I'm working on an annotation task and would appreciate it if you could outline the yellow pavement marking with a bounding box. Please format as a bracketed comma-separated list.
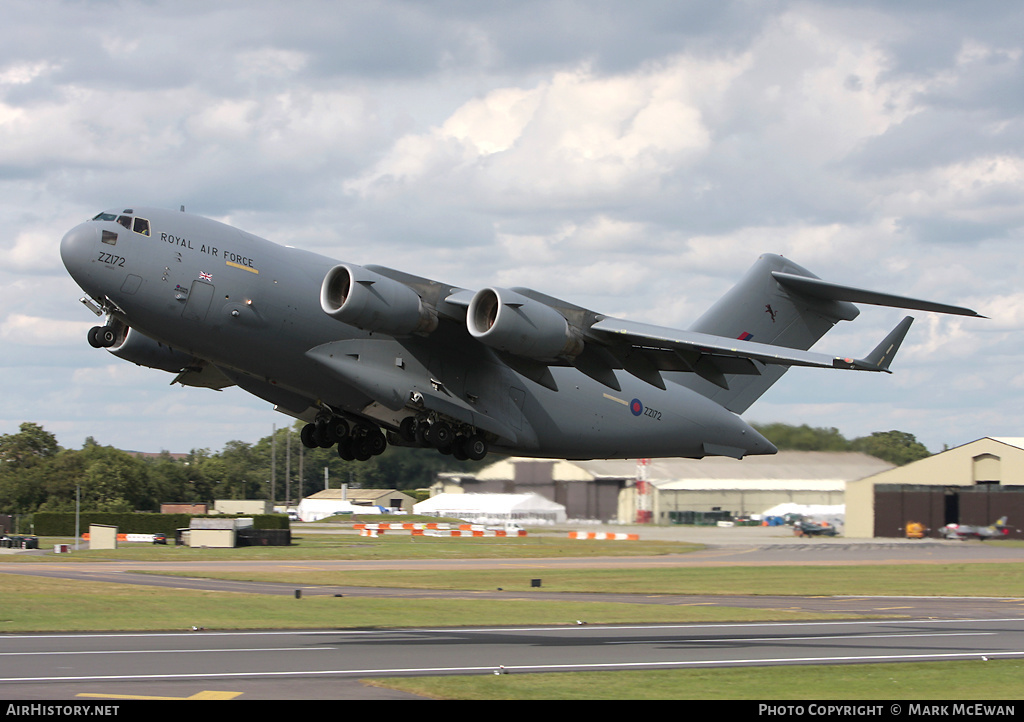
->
[77, 690, 242, 700]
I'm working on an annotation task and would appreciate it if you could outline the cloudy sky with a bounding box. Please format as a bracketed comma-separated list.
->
[1, 0, 1021, 456]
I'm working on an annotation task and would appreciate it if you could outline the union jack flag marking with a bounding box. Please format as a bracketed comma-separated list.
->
[199, 272, 212, 282]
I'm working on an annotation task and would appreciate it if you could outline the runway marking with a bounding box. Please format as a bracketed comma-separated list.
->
[77, 690, 242, 700]
[605, 631, 996, 645]
[0, 647, 333, 657]
[6, 650, 1024, 683]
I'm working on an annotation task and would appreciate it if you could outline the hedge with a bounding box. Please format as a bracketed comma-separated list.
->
[33, 512, 290, 536]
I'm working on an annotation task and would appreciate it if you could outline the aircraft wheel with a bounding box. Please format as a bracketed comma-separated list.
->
[450, 437, 469, 461]
[337, 439, 354, 461]
[464, 434, 488, 461]
[367, 429, 387, 456]
[300, 423, 318, 449]
[353, 436, 374, 461]
[426, 421, 453, 448]
[414, 421, 430, 447]
[327, 418, 349, 443]
[398, 417, 417, 443]
[91, 325, 117, 348]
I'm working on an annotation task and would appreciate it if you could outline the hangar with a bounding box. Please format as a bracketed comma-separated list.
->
[845, 437, 1024, 539]
[297, 488, 416, 521]
[435, 452, 892, 523]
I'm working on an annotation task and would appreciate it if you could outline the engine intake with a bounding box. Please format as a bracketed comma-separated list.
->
[467, 287, 583, 361]
[321, 264, 437, 336]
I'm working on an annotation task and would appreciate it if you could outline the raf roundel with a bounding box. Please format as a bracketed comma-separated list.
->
[630, 398, 644, 417]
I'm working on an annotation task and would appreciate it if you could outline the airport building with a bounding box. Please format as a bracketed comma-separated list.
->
[845, 437, 1024, 539]
[297, 488, 416, 521]
[435, 452, 892, 524]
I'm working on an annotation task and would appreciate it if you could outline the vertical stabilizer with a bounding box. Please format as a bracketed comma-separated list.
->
[673, 254, 859, 413]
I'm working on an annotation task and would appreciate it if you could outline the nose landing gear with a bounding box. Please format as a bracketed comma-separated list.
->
[88, 324, 125, 348]
[88, 326, 116, 348]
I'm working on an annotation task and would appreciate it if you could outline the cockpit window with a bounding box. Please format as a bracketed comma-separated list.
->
[92, 211, 151, 237]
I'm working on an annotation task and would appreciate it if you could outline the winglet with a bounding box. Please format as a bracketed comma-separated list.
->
[834, 316, 914, 373]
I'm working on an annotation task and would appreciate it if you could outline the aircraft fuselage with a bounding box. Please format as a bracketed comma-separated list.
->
[59, 206, 776, 460]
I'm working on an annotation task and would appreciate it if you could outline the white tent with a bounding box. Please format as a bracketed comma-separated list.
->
[414, 493, 567, 525]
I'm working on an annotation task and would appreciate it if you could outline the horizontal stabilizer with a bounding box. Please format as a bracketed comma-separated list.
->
[772, 272, 985, 318]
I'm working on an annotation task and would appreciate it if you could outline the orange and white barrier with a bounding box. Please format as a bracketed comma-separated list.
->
[81, 533, 161, 542]
[568, 532, 639, 541]
[423, 529, 526, 538]
[354, 522, 450, 531]
[358, 525, 527, 538]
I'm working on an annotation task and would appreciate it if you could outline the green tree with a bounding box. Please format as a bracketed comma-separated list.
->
[752, 423, 851, 451]
[850, 430, 931, 466]
[0, 422, 60, 468]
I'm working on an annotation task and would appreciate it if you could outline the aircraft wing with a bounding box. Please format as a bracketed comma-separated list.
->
[583, 315, 913, 390]
[442, 280, 916, 392]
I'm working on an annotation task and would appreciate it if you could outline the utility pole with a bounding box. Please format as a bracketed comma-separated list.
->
[75, 484, 80, 551]
[271, 424, 276, 507]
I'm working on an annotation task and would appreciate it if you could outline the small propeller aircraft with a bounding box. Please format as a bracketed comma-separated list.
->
[940, 517, 1011, 540]
[60, 206, 982, 462]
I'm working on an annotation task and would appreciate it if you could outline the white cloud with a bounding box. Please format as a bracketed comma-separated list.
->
[0, 314, 92, 346]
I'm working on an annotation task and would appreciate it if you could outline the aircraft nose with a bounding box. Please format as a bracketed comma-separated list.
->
[60, 223, 98, 283]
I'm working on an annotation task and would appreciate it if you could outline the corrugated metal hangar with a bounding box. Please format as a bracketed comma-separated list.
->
[845, 437, 1024, 539]
[435, 452, 893, 523]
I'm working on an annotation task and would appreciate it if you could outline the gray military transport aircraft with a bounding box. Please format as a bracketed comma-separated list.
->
[59, 206, 982, 463]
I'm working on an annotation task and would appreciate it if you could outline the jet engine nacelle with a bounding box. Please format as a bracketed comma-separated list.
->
[467, 287, 583, 361]
[321, 263, 438, 336]
[109, 326, 196, 373]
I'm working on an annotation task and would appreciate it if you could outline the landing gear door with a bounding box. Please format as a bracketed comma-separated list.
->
[182, 280, 214, 322]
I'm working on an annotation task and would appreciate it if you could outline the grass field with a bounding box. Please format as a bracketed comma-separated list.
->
[366, 661, 1024, 700]
[4, 533, 699, 561]
[143, 559, 1024, 597]
[0, 572, 852, 632]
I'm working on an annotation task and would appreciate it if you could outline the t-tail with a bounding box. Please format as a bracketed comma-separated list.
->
[675, 253, 983, 413]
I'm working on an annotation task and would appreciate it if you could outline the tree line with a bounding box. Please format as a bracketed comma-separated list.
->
[0, 421, 931, 516]
[0, 422, 488, 516]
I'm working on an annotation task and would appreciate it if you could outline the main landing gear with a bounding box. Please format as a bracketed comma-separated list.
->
[397, 416, 489, 461]
[300, 417, 386, 462]
[300, 414, 490, 462]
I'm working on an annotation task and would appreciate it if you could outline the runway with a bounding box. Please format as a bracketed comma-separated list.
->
[2, 532, 1023, 699]
[3, 618, 1024, 700]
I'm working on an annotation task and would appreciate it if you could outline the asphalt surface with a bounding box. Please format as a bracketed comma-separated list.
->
[2, 525, 1023, 700]
[4, 619, 1024, 700]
